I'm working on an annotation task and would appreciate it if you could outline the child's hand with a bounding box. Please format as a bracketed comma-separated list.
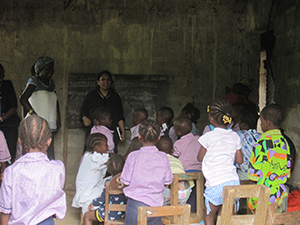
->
[88, 204, 94, 211]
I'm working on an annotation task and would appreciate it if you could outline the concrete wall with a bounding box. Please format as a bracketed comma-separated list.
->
[0, 0, 266, 190]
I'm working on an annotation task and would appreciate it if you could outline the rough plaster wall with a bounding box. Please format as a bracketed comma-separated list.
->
[0, 0, 260, 190]
[248, 0, 300, 187]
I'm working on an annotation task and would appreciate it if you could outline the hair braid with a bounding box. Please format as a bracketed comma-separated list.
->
[208, 99, 232, 125]
[139, 120, 160, 143]
[19, 115, 51, 153]
[85, 133, 107, 152]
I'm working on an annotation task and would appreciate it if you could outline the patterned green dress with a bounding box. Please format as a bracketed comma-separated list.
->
[247, 129, 291, 212]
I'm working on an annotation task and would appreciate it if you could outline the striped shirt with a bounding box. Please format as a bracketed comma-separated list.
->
[0, 152, 66, 225]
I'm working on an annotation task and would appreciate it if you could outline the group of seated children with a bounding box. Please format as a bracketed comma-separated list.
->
[71, 99, 293, 225]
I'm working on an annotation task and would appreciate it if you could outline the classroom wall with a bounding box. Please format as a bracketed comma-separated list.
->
[2, 0, 299, 190]
[246, 1, 300, 187]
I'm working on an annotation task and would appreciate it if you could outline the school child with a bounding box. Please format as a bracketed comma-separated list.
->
[120, 120, 173, 225]
[123, 137, 142, 160]
[0, 115, 66, 225]
[72, 133, 110, 215]
[229, 103, 245, 132]
[180, 103, 201, 135]
[248, 103, 291, 213]
[0, 130, 11, 178]
[84, 154, 127, 224]
[197, 99, 243, 225]
[90, 107, 114, 153]
[130, 108, 148, 140]
[236, 110, 261, 180]
[172, 117, 202, 172]
[156, 136, 193, 205]
[156, 107, 178, 143]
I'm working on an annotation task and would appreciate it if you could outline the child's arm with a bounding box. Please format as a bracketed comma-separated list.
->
[197, 146, 207, 162]
[235, 149, 243, 165]
[1, 213, 10, 225]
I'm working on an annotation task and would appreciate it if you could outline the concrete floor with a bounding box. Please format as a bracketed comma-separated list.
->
[56, 191, 82, 225]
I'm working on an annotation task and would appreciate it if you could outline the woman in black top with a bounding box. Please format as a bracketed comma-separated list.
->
[0, 63, 21, 161]
[81, 71, 125, 153]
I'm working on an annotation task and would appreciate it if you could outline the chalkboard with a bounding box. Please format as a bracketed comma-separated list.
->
[66, 73, 169, 129]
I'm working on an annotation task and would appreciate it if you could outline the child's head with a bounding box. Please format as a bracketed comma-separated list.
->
[129, 137, 142, 152]
[260, 103, 283, 132]
[231, 103, 245, 123]
[239, 110, 259, 130]
[92, 107, 112, 128]
[156, 136, 173, 155]
[106, 154, 125, 176]
[156, 107, 174, 126]
[173, 117, 192, 137]
[138, 120, 160, 144]
[132, 108, 148, 126]
[207, 99, 232, 127]
[180, 103, 200, 124]
[19, 115, 51, 154]
[85, 133, 108, 154]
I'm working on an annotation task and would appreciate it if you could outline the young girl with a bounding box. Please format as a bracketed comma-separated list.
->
[0, 115, 66, 225]
[84, 154, 127, 224]
[90, 107, 114, 153]
[197, 99, 243, 225]
[121, 120, 173, 225]
[20, 57, 61, 160]
[72, 133, 110, 215]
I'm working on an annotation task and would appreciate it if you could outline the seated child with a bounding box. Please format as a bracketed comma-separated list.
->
[156, 136, 193, 205]
[228, 103, 245, 132]
[121, 120, 173, 225]
[180, 103, 201, 135]
[72, 133, 110, 215]
[84, 154, 127, 224]
[0, 115, 66, 224]
[123, 137, 142, 160]
[248, 103, 291, 213]
[236, 110, 261, 180]
[156, 107, 178, 143]
[197, 99, 243, 225]
[90, 107, 114, 153]
[172, 117, 202, 172]
[130, 108, 148, 140]
[0, 130, 11, 180]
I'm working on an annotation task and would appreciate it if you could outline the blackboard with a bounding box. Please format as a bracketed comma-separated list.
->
[66, 73, 169, 129]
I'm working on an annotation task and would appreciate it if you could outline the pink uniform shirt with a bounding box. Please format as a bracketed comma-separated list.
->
[0, 131, 11, 162]
[173, 133, 202, 171]
[90, 125, 115, 153]
[130, 124, 140, 140]
[121, 146, 173, 206]
[0, 152, 66, 225]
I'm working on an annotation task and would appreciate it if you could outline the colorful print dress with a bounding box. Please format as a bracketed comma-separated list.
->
[247, 129, 291, 212]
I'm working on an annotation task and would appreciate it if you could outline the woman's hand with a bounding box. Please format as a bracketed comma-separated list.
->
[82, 116, 91, 127]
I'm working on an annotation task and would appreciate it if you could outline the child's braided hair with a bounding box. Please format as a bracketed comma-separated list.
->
[19, 115, 51, 153]
[85, 133, 107, 153]
[207, 99, 232, 126]
[138, 120, 160, 143]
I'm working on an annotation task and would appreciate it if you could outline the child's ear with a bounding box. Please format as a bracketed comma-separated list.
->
[138, 134, 142, 141]
[18, 137, 22, 146]
[157, 135, 161, 141]
[46, 138, 52, 148]
[94, 119, 100, 126]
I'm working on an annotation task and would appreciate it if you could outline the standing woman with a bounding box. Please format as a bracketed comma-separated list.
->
[0, 63, 21, 161]
[81, 70, 125, 153]
[20, 57, 61, 160]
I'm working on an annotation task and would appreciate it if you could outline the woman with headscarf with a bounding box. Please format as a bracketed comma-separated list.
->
[20, 57, 61, 160]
